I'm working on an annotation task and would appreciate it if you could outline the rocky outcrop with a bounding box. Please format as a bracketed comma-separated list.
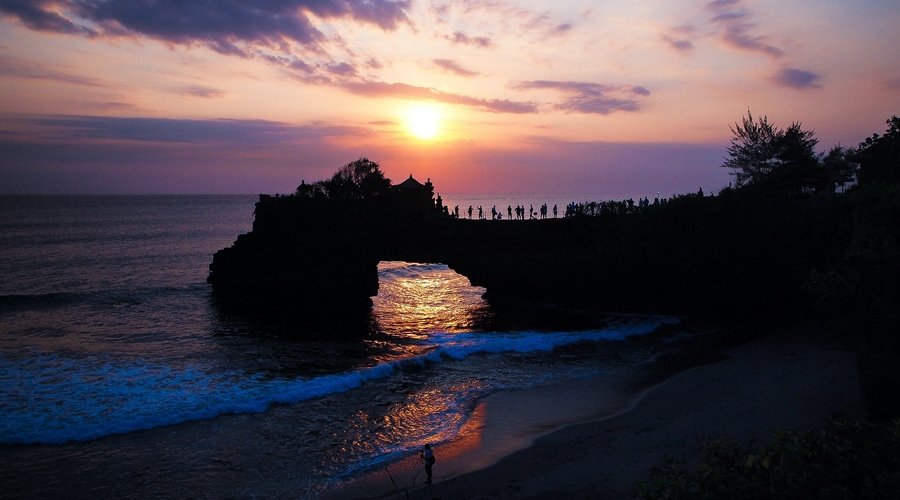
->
[207, 190, 606, 312]
[208, 189, 445, 311]
[209, 188, 854, 320]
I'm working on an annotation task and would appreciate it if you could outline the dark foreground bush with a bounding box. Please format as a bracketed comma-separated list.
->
[638, 418, 900, 500]
[858, 335, 900, 420]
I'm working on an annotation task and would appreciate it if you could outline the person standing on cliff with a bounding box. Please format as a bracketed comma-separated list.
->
[420, 444, 436, 484]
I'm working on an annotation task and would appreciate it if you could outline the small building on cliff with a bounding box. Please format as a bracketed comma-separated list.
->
[392, 174, 436, 209]
[393, 174, 433, 194]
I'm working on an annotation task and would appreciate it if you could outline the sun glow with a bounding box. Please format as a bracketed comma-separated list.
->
[406, 104, 441, 140]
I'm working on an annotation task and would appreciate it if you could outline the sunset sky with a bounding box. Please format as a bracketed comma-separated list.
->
[1, 0, 898, 196]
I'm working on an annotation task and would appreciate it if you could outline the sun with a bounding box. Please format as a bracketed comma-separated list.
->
[406, 104, 441, 140]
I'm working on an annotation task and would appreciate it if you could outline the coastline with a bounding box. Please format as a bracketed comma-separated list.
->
[325, 324, 864, 499]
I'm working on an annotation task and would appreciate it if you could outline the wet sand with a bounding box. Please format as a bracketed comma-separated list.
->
[325, 326, 864, 499]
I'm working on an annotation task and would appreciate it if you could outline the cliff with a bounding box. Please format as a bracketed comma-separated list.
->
[208, 185, 855, 320]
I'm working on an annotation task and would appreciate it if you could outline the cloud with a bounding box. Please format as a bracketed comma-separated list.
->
[341, 80, 537, 113]
[521, 11, 574, 40]
[21, 115, 360, 145]
[551, 23, 572, 36]
[0, 0, 412, 56]
[175, 85, 225, 98]
[515, 81, 650, 114]
[289, 59, 316, 74]
[771, 68, 822, 89]
[0, 0, 94, 35]
[707, 0, 740, 8]
[662, 34, 693, 52]
[445, 31, 492, 48]
[432, 58, 478, 77]
[364, 57, 384, 70]
[449, 0, 573, 41]
[325, 62, 358, 77]
[0, 114, 378, 194]
[706, 0, 784, 58]
[0, 56, 106, 86]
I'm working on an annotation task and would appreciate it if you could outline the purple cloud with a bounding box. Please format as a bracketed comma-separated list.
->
[0, 114, 380, 194]
[662, 34, 693, 52]
[0, 0, 412, 56]
[24, 115, 359, 145]
[325, 62, 358, 77]
[0, 56, 106, 86]
[341, 80, 537, 114]
[446, 31, 492, 48]
[706, 0, 784, 58]
[432, 58, 478, 77]
[551, 23, 572, 36]
[771, 68, 822, 89]
[175, 85, 225, 98]
[516, 81, 650, 115]
[452, 0, 573, 41]
[0, 0, 94, 35]
[289, 59, 316, 74]
[721, 24, 784, 58]
[707, 0, 740, 8]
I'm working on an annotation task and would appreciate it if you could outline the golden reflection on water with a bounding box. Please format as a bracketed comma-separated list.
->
[372, 261, 489, 339]
[329, 262, 493, 475]
[350, 378, 489, 460]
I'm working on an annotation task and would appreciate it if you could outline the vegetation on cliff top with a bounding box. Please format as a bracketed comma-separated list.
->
[295, 157, 393, 200]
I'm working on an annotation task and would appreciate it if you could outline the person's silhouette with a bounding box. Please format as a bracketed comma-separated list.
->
[420, 444, 435, 484]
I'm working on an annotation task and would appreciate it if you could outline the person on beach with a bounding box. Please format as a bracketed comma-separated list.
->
[420, 444, 435, 484]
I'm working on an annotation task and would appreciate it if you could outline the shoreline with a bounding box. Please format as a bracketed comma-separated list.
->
[324, 327, 728, 499]
[325, 323, 864, 499]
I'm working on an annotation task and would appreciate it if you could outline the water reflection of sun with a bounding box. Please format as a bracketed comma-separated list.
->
[373, 262, 489, 339]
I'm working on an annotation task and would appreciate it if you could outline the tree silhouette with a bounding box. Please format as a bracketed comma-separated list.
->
[723, 111, 824, 195]
[723, 111, 781, 188]
[853, 116, 900, 186]
[326, 157, 392, 199]
[295, 157, 392, 199]
[820, 146, 856, 193]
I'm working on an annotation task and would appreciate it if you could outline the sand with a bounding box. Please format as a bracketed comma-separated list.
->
[325, 326, 864, 499]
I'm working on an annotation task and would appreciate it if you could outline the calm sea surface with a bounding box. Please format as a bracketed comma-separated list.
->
[0, 195, 678, 497]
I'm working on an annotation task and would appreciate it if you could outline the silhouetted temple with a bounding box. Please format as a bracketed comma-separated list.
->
[393, 174, 428, 192]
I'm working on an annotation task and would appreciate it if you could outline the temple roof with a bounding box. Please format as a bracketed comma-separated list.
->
[394, 174, 426, 190]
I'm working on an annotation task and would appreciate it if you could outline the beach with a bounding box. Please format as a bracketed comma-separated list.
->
[327, 324, 864, 499]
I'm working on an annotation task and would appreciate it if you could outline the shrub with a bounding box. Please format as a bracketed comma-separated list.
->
[638, 418, 900, 500]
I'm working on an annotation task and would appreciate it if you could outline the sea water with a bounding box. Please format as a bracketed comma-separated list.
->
[0, 195, 677, 497]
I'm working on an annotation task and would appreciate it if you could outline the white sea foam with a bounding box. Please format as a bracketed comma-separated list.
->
[0, 318, 674, 445]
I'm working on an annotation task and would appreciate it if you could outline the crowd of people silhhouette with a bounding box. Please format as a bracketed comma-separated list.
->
[439, 198, 689, 221]
[451, 203, 560, 220]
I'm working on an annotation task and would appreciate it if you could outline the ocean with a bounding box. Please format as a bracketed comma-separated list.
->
[0, 195, 681, 497]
